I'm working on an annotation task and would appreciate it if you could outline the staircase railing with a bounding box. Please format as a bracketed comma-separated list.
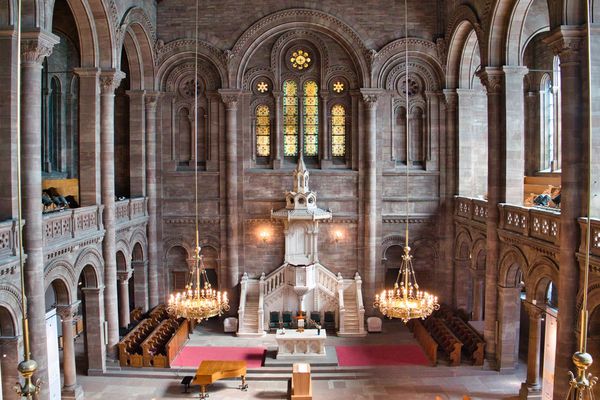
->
[316, 265, 338, 295]
[263, 264, 287, 297]
[337, 272, 345, 332]
[354, 272, 365, 335]
[238, 272, 248, 332]
[258, 273, 266, 332]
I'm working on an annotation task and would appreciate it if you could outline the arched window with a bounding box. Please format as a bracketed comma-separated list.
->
[303, 80, 319, 156]
[255, 105, 271, 157]
[331, 104, 346, 157]
[283, 80, 298, 156]
[540, 56, 561, 172]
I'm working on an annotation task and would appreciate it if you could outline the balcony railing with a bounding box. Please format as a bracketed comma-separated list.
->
[498, 204, 560, 246]
[43, 205, 104, 247]
[115, 197, 148, 227]
[455, 196, 488, 223]
[0, 219, 18, 261]
[579, 217, 600, 258]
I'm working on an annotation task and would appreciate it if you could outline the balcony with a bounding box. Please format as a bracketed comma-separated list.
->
[115, 197, 148, 229]
[0, 219, 20, 276]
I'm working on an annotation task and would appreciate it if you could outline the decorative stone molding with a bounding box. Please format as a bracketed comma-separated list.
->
[544, 26, 585, 64]
[219, 89, 241, 110]
[100, 70, 126, 94]
[270, 30, 329, 76]
[163, 217, 220, 225]
[119, 7, 157, 44]
[155, 38, 228, 69]
[360, 89, 380, 110]
[56, 301, 81, 320]
[476, 67, 504, 94]
[443, 89, 458, 111]
[117, 270, 133, 282]
[145, 91, 161, 109]
[382, 217, 433, 224]
[21, 30, 59, 65]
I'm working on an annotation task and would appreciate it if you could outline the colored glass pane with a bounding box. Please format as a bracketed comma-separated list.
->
[256, 105, 270, 157]
[331, 104, 346, 157]
[303, 80, 319, 156]
[283, 80, 298, 156]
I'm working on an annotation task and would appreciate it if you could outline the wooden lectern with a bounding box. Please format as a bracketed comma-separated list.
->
[291, 363, 312, 400]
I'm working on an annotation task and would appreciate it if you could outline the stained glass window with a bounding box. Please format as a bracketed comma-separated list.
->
[303, 80, 319, 156]
[256, 105, 270, 157]
[283, 80, 298, 156]
[331, 104, 346, 157]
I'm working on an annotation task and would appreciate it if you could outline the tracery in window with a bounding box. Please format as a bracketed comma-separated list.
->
[331, 104, 346, 157]
[256, 105, 271, 157]
[303, 80, 319, 156]
[283, 80, 298, 156]
[540, 56, 560, 172]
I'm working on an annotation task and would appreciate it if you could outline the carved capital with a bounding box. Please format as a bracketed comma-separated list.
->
[544, 26, 585, 65]
[476, 68, 504, 94]
[118, 270, 132, 282]
[56, 301, 81, 320]
[443, 89, 458, 111]
[360, 89, 381, 110]
[100, 70, 126, 94]
[21, 30, 59, 65]
[525, 302, 545, 321]
[218, 89, 241, 110]
[145, 91, 161, 109]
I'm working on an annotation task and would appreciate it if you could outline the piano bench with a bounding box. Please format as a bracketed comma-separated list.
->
[180, 376, 194, 393]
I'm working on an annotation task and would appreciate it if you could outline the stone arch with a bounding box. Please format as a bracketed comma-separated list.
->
[156, 39, 228, 90]
[454, 228, 473, 260]
[470, 237, 487, 270]
[231, 8, 369, 88]
[0, 0, 14, 27]
[116, 250, 129, 273]
[44, 260, 76, 303]
[381, 234, 405, 261]
[526, 256, 559, 303]
[498, 245, 529, 288]
[0, 284, 22, 336]
[163, 236, 194, 261]
[73, 247, 103, 288]
[115, 239, 131, 266]
[45, 276, 71, 309]
[446, 5, 485, 89]
[506, 0, 550, 66]
[119, 7, 156, 90]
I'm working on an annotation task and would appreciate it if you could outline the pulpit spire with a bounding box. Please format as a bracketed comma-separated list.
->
[294, 154, 310, 194]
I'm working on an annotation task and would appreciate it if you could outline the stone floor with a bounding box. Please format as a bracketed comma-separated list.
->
[76, 319, 526, 399]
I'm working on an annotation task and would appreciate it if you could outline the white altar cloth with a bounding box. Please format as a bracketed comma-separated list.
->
[275, 329, 327, 359]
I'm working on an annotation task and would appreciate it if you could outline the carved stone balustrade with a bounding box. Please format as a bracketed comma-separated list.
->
[43, 206, 104, 248]
[0, 219, 20, 276]
[115, 197, 148, 229]
[498, 204, 561, 246]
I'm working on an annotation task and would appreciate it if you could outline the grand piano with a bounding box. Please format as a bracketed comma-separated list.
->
[192, 360, 248, 398]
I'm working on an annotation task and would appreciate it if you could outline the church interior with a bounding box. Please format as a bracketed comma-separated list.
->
[1, 0, 599, 399]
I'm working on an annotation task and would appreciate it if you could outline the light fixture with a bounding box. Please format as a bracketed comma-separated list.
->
[373, 0, 439, 323]
[14, 0, 42, 398]
[565, 0, 597, 398]
[167, 0, 229, 323]
[333, 230, 343, 243]
[259, 230, 269, 243]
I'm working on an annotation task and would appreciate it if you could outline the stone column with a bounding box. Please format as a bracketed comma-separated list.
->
[81, 286, 106, 374]
[545, 27, 586, 400]
[444, 89, 458, 308]
[472, 272, 485, 321]
[320, 90, 331, 167]
[100, 70, 125, 359]
[127, 90, 146, 197]
[117, 271, 132, 328]
[496, 286, 521, 370]
[219, 90, 241, 297]
[0, 337, 20, 400]
[0, 29, 18, 220]
[145, 92, 160, 307]
[502, 65, 528, 204]
[520, 303, 543, 399]
[273, 90, 282, 168]
[477, 68, 505, 365]
[21, 31, 58, 400]
[132, 260, 149, 312]
[57, 302, 84, 400]
[74, 67, 101, 206]
[360, 90, 379, 310]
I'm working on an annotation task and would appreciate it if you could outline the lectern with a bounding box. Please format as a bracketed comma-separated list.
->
[291, 363, 312, 400]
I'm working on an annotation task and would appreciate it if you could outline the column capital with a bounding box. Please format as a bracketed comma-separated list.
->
[502, 65, 529, 77]
[525, 302, 545, 320]
[99, 70, 126, 94]
[476, 67, 504, 94]
[81, 285, 105, 295]
[125, 89, 146, 100]
[73, 67, 100, 79]
[218, 89, 241, 110]
[360, 89, 382, 110]
[544, 25, 585, 65]
[132, 259, 149, 268]
[21, 30, 59, 65]
[272, 90, 282, 99]
[117, 269, 133, 282]
[56, 301, 81, 320]
[145, 91, 161, 108]
[443, 89, 458, 111]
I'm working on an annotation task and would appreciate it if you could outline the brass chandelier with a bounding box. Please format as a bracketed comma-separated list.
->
[167, 0, 229, 323]
[373, 0, 439, 323]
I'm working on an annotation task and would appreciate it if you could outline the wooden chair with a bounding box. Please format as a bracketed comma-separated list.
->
[323, 311, 336, 330]
[282, 311, 293, 329]
[269, 311, 281, 331]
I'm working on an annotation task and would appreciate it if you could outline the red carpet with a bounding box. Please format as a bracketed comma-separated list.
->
[171, 346, 266, 368]
[335, 344, 430, 367]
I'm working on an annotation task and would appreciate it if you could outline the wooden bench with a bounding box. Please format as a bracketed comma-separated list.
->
[408, 319, 438, 366]
[425, 317, 463, 366]
[445, 316, 485, 366]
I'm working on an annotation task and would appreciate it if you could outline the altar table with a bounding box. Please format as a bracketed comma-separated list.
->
[275, 329, 326, 359]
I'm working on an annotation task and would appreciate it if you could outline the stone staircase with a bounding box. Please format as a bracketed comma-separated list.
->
[237, 277, 265, 337]
[338, 273, 366, 337]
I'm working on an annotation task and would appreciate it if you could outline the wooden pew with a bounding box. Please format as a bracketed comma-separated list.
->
[425, 317, 463, 366]
[165, 319, 190, 366]
[408, 319, 438, 366]
[445, 316, 485, 366]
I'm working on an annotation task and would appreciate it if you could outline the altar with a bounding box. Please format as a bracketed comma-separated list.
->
[275, 329, 327, 359]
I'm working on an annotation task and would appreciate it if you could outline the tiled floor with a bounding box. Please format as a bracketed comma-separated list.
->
[77, 319, 526, 399]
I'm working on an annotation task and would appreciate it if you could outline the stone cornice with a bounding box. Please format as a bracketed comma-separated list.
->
[21, 30, 60, 65]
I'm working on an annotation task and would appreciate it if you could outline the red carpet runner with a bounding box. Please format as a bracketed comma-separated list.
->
[171, 346, 266, 368]
[335, 344, 430, 367]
